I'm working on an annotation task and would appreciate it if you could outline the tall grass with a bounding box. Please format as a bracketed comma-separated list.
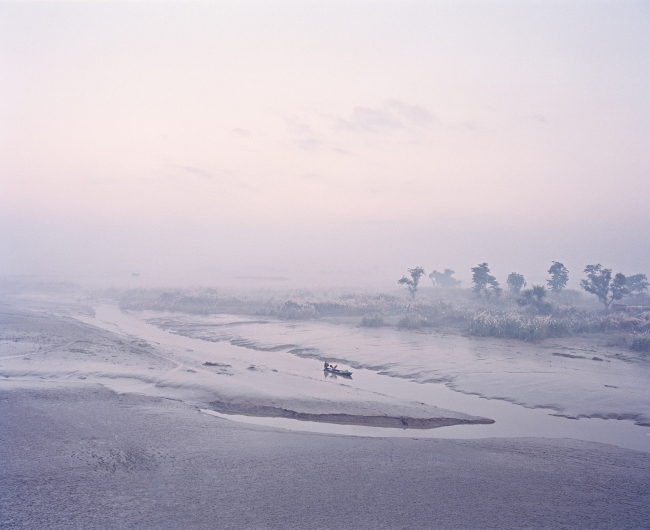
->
[469, 312, 570, 341]
[361, 314, 385, 327]
[469, 309, 650, 341]
[118, 287, 650, 346]
[631, 337, 650, 353]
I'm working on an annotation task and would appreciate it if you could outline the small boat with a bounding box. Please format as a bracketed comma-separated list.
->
[324, 366, 353, 377]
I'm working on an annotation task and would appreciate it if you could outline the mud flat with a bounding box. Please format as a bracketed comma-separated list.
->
[1, 300, 650, 528]
[0, 304, 492, 430]
[207, 399, 494, 429]
[137, 306, 650, 428]
[3, 299, 650, 450]
[2, 385, 649, 530]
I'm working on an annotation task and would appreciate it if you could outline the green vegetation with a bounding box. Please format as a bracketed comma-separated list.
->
[626, 274, 649, 296]
[429, 269, 461, 288]
[361, 314, 385, 327]
[517, 285, 552, 315]
[115, 260, 649, 351]
[118, 287, 650, 346]
[471, 263, 501, 298]
[547, 262, 569, 292]
[398, 267, 425, 299]
[631, 337, 650, 353]
[397, 314, 429, 329]
[580, 264, 629, 309]
[469, 312, 569, 341]
[506, 272, 526, 295]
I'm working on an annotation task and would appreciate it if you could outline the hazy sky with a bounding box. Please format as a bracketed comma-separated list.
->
[1, 1, 649, 287]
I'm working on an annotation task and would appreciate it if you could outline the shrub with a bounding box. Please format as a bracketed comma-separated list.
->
[631, 337, 650, 353]
[605, 335, 628, 347]
[361, 314, 384, 327]
[397, 314, 424, 329]
[276, 300, 319, 320]
[469, 311, 570, 341]
[118, 287, 650, 344]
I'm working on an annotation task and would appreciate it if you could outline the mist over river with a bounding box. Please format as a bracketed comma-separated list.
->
[2, 295, 648, 451]
[2, 294, 650, 529]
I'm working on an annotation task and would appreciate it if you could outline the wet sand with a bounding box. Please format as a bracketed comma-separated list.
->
[137, 308, 650, 427]
[2, 299, 650, 528]
[2, 385, 649, 530]
[78, 303, 650, 451]
[0, 305, 491, 429]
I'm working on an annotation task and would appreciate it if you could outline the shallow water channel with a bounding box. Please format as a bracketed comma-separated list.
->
[85, 305, 650, 453]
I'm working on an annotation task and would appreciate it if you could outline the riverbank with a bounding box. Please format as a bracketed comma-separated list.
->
[0, 304, 492, 430]
[2, 385, 649, 530]
[2, 297, 650, 450]
[2, 296, 650, 528]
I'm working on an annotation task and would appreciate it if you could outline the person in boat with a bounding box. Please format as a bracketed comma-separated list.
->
[324, 362, 329, 369]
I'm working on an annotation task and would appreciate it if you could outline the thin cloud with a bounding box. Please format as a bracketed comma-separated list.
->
[386, 99, 437, 127]
[287, 118, 322, 150]
[297, 137, 323, 150]
[330, 147, 352, 155]
[338, 106, 403, 133]
[336, 100, 435, 133]
[287, 120, 313, 135]
[183, 166, 214, 179]
[232, 128, 251, 136]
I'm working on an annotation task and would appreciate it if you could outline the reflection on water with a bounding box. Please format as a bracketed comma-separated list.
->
[323, 371, 352, 381]
[81, 305, 650, 453]
[200, 408, 650, 453]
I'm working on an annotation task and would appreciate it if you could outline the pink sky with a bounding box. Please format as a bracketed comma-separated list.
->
[1, 1, 649, 287]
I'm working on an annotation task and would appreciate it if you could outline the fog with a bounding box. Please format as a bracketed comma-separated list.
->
[3, 5, 650, 527]
[2, 1, 649, 290]
[2, 216, 648, 291]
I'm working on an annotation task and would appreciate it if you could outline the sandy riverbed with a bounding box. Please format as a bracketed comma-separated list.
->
[2, 385, 649, 530]
[1, 297, 650, 528]
[0, 303, 491, 429]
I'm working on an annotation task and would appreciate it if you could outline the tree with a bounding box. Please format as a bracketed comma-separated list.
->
[506, 272, 526, 295]
[517, 285, 552, 314]
[626, 273, 648, 295]
[611, 273, 629, 303]
[471, 263, 502, 298]
[547, 262, 569, 293]
[398, 267, 425, 299]
[429, 269, 461, 288]
[580, 264, 629, 309]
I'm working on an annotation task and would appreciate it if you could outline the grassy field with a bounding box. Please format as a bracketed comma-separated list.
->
[114, 287, 650, 350]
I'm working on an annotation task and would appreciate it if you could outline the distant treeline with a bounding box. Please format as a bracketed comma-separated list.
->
[399, 262, 648, 311]
[118, 282, 650, 350]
